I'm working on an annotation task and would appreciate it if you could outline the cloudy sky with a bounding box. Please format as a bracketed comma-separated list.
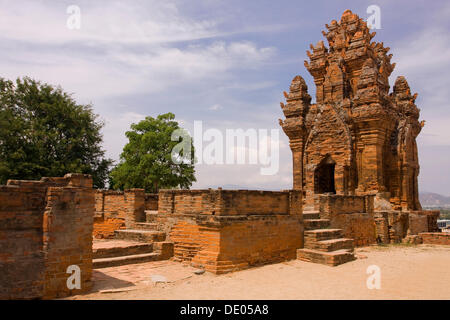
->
[1, 0, 450, 194]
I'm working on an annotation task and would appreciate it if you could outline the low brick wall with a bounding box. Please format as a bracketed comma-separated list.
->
[317, 195, 439, 246]
[95, 190, 128, 220]
[330, 213, 376, 246]
[145, 194, 158, 211]
[373, 210, 439, 244]
[408, 213, 429, 235]
[318, 194, 376, 246]
[159, 189, 293, 216]
[93, 190, 158, 238]
[93, 217, 126, 239]
[319, 194, 374, 219]
[419, 232, 450, 245]
[0, 174, 94, 300]
[160, 189, 303, 274]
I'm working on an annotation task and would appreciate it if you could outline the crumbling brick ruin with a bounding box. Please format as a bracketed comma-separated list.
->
[92, 189, 172, 268]
[0, 174, 93, 299]
[94, 190, 158, 239]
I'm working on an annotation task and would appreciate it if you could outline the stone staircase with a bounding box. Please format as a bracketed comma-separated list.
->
[297, 211, 356, 266]
[93, 211, 173, 268]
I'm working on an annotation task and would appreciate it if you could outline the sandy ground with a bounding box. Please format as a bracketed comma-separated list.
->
[70, 244, 450, 300]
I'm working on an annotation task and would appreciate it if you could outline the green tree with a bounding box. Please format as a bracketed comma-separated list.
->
[0, 77, 111, 188]
[110, 113, 196, 193]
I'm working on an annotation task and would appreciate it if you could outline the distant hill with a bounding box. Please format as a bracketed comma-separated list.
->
[420, 192, 450, 207]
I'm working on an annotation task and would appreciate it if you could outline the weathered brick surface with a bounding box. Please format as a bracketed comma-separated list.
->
[418, 210, 440, 232]
[372, 210, 437, 244]
[145, 194, 158, 211]
[95, 190, 128, 220]
[408, 213, 429, 235]
[93, 217, 126, 239]
[43, 186, 93, 299]
[419, 232, 450, 245]
[0, 185, 46, 299]
[160, 189, 303, 274]
[329, 213, 376, 246]
[93, 190, 158, 238]
[317, 194, 376, 246]
[319, 194, 373, 218]
[159, 189, 291, 216]
[0, 174, 94, 300]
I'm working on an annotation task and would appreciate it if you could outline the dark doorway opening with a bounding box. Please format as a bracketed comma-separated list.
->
[314, 156, 336, 194]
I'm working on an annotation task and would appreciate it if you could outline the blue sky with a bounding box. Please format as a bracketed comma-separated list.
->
[1, 0, 450, 194]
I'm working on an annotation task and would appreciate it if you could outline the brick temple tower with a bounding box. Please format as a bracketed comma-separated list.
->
[280, 10, 424, 212]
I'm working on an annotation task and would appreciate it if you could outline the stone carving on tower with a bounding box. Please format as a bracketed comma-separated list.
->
[279, 10, 423, 211]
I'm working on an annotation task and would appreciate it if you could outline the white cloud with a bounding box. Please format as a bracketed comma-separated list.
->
[208, 104, 222, 111]
[0, 1, 276, 102]
[391, 27, 450, 147]
[0, 0, 220, 46]
[102, 111, 146, 161]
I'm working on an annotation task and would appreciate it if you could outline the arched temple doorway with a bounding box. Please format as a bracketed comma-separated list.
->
[314, 156, 336, 194]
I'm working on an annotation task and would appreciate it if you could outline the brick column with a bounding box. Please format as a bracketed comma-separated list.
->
[356, 128, 387, 193]
[124, 189, 146, 228]
[43, 185, 94, 299]
[290, 140, 304, 190]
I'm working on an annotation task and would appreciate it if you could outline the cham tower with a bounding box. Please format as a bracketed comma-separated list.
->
[280, 9, 424, 212]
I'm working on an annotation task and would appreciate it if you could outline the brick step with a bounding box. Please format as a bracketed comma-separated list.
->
[297, 248, 355, 266]
[93, 243, 154, 259]
[304, 219, 330, 230]
[93, 252, 163, 268]
[115, 229, 166, 242]
[145, 210, 159, 223]
[134, 222, 158, 231]
[303, 211, 320, 220]
[304, 229, 343, 241]
[305, 238, 354, 252]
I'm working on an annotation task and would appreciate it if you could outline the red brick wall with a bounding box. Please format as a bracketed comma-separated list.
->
[330, 213, 376, 246]
[162, 189, 303, 274]
[145, 194, 158, 211]
[170, 216, 303, 274]
[159, 189, 291, 216]
[408, 213, 428, 235]
[373, 210, 439, 244]
[93, 189, 156, 238]
[319, 194, 376, 246]
[95, 190, 128, 220]
[0, 185, 46, 299]
[319, 194, 374, 219]
[43, 186, 94, 299]
[419, 232, 450, 245]
[0, 174, 94, 300]
[93, 217, 126, 239]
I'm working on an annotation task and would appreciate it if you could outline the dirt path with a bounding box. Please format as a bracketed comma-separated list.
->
[70, 244, 450, 300]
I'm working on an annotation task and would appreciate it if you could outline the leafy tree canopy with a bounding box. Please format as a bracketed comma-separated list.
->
[110, 113, 196, 193]
[0, 77, 111, 188]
